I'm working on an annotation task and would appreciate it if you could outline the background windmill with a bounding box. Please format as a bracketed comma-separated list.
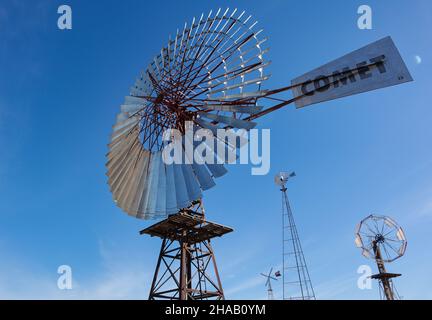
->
[275, 172, 315, 300]
[260, 267, 280, 300]
[355, 214, 407, 300]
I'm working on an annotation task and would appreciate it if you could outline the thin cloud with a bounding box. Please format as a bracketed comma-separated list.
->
[0, 240, 152, 300]
[224, 274, 264, 298]
[313, 274, 358, 300]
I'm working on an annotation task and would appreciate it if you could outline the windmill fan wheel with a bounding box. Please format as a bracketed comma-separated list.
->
[106, 8, 270, 219]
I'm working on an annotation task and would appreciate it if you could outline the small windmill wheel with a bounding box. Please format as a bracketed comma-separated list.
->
[355, 215, 407, 262]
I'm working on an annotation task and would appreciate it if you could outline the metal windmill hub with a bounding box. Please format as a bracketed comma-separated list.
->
[355, 214, 407, 263]
[375, 234, 385, 244]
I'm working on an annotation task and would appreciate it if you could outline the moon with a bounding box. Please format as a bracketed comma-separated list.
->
[415, 55, 422, 64]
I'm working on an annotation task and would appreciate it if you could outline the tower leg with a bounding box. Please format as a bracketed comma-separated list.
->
[207, 240, 225, 300]
[148, 238, 167, 300]
[373, 241, 397, 300]
[281, 186, 315, 300]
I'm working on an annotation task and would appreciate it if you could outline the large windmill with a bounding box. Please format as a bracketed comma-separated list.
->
[106, 8, 413, 300]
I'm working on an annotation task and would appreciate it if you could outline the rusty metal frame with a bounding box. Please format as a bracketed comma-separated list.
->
[143, 201, 232, 300]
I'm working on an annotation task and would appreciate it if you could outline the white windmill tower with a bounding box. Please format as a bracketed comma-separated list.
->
[275, 172, 315, 300]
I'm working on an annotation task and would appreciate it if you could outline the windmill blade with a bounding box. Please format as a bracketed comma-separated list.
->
[181, 163, 203, 202]
[216, 90, 268, 101]
[124, 95, 148, 105]
[120, 151, 148, 214]
[209, 75, 270, 95]
[107, 115, 214, 219]
[205, 162, 228, 178]
[165, 162, 178, 212]
[191, 162, 216, 190]
[260, 273, 270, 286]
[184, 125, 232, 175]
[121, 104, 144, 114]
[199, 104, 263, 114]
[198, 112, 257, 130]
[136, 152, 160, 218]
[183, 131, 217, 190]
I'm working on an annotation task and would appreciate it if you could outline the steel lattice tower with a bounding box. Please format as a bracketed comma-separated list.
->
[276, 172, 315, 300]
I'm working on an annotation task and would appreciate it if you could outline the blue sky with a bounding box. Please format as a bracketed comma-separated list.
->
[0, 0, 431, 299]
